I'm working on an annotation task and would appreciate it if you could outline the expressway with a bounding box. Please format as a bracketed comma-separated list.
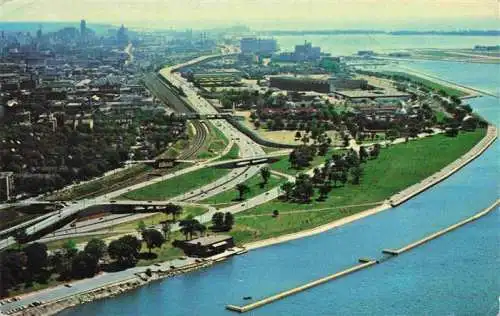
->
[0, 52, 266, 250]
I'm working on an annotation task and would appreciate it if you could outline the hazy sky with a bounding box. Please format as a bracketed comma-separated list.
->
[1, 0, 499, 29]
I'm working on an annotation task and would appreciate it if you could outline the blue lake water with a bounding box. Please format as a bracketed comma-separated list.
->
[62, 54, 499, 315]
[273, 34, 500, 55]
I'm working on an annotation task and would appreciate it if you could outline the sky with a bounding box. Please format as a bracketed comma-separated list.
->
[1, 0, 499, 30]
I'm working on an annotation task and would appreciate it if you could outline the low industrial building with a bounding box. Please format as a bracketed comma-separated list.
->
[269, 76, 330, 93]
[174, 235, 235, 258]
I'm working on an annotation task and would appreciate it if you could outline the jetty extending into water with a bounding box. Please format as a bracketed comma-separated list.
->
[226, 259, 377, 313]
[226, 199, 499, 313]
[383, 199, 499, 256]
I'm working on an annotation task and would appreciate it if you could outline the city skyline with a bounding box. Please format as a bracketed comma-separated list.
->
[1, 0, 498, 30]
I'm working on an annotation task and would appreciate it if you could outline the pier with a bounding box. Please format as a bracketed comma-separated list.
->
[384, 199, 499, 256]
[226, 259, 377, 313]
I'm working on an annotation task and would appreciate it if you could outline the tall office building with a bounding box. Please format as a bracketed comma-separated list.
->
[80, 19, 87, 42]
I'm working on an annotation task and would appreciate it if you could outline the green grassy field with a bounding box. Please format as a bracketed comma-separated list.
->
[201, 173, 286, 204]
[229, 129, 486, 244]
[218, 143, 240, 161]
[121, 167, 230, 200]
[270, 148, 338, 176]
[107, 205, 207, 232]
[46, 164, 152, 201]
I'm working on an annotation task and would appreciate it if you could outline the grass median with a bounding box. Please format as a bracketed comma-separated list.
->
[121, 167, 230, 200]
[201, 173, 286, 205]
[229, 129, 486, 244]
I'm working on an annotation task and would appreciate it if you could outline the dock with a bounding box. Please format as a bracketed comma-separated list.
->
[226, 259, 377, 313]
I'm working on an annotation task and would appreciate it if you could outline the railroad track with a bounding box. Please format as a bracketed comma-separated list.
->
[178, 120, 207, 160]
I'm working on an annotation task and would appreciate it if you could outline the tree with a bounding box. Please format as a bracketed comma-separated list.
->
[161, 221, 172, 240]
[0, 250, 27, 297]
[350, 166, 363, 184]
[211, 212, 225, 229]
[293, 174, 314, 203]
[224, 212, 235, 231]
[63, 239, 78, 258]
[370, 144, 381, 159]
[272, 210, 279, 217]
[137, 220, 147, 232]
[281, 182, 294, 200]
[71, 252, 99, 279]
[318, 183, 333, 200]
[23, 242, 48, 275]
[141, 229, 165, 254]
[108, 235, 141, 268]
[236, 183, 250, 200]
[84, 239, 107, 261]
[195, 222, 207, 237]
[359, 146, 368, 162]
[179, 216, 200, 240]
[165, 203, 183, 221]
[294, 131, 302, 140]
[260, 167, 271, 185]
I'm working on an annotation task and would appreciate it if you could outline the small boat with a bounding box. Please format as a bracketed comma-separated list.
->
[243, 296, 252, 300]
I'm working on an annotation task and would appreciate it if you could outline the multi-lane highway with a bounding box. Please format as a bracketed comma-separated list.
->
[0, 52, 267, 250]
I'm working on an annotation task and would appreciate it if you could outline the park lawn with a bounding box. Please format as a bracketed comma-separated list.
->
[229, 205, 370, 244]
[270, 148, 338, 176]
[121, 167, 230, 200]
[107, 205, 208, 232]
[44, 233, 120, 250]
[201, 173, 286, 204]
[218, 143, 240, 161]
[230, 129, 486, 244]
[46, 164, 152, 201]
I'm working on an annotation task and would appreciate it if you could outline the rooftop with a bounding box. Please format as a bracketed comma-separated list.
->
[185, 235, 233, 246]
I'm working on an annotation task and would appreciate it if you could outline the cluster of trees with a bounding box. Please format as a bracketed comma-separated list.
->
[211, 212, 235, 231]
[218, 89, 262, 109]
[0, 109, 187, 197]
[281, 146, 381, 203]
[179, 216, 207, 240]
[0, 238, 106, 297]
[288, 140, 330, 170]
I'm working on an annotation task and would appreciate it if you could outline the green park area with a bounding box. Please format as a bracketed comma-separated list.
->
[122, 167, 230, 200]
[217, 143, 240, 161]
[46, 164, 152, 201]
[270, 148, 338, 176]
[201, 173, 286, 205]
[229, 129, 486, 244]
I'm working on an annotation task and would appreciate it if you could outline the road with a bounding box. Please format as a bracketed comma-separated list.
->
[0, 52, 265, 250]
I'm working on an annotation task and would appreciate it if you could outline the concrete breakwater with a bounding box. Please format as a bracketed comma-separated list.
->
[390, 125, 497, 206]
[226, 260, 378, 313]
[383, 199, 499, 256]
[226, 200, 499, 313]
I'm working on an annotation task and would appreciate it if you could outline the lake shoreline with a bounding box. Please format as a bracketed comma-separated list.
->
[244, 125, 497, 251]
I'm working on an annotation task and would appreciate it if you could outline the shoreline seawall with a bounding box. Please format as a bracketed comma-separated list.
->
[244, 125, 497, 251]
